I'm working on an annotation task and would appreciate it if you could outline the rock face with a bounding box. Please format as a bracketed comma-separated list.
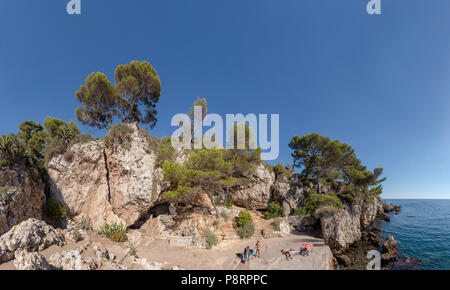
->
[230, 164, 275, 210]
[272, 180, 306, 216]
[320, 201, 363, 251]
[47, 127, 164, 229]
[381, 236, 398, 264]
[320, 196, 385, 252]
[0, 219, 65, 263]
[0, 164, 45, 236]
[49, 250, 93, 270]
[14, 251, 54, 270]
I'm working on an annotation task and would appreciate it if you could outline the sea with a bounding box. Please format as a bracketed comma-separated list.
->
[379, 199, 450, 270]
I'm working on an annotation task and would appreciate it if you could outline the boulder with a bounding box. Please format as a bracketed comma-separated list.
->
[230, 164, 275, 210]
[14, 250, 54, 270]
[0, 219, 65, 263]
[49, 250, 94, 270]
[0, 164, 45, 236]
[381, 236, 398, 264]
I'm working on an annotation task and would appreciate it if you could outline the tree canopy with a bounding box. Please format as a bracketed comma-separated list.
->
[75, 61, 162, 130]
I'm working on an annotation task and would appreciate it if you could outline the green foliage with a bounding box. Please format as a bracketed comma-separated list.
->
[44, 117, 79, 140]
[204, 229, 219, 249]
[289, 133, 386, 200]
[155, 137, 177, 167]
[115, 61, 162, 127]
[265, 202, 285, 220]
[45, 138, 69, 166]
[0, 186, 7, 195]
[98, 222, 128, 242]
[71, 133, 94, 145]
[294, 191, 342, 216]
[237, 222, 255, 239]
[233, 211, 253, 228]
[0, 159, 10, 168]
[138, 129, 160, 152]
[45, 199, 67, 221]
[272, 163, 290, 180]
[75, 72, 119, 130]
[226, 198, 234, 209]
[17, 121, 47, 164]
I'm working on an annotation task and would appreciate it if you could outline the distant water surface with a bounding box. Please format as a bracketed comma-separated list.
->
[380, 199, 450, 270]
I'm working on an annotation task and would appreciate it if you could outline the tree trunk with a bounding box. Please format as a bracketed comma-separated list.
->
[207, 192, 220, 218]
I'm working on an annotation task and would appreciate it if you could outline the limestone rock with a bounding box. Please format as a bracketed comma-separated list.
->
[47, 127, 164, 229]
[0, 164, 45, 236]
[360, 196, 383, 228]
[381, 236, 398, 264]
[47, 140, 123, 229]
[49, 250, 93, 270]
[320, 201, 363, 251]
[0, 219, 65, 263]
[230, 164, 275, 210]
[14, 250, 54, 270]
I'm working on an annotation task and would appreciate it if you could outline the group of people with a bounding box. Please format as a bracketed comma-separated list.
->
[280, 246, 310, 261]
[242, 241, 261, 264]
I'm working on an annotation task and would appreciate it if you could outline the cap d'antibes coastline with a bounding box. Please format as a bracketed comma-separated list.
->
[0, 0, 449, 271]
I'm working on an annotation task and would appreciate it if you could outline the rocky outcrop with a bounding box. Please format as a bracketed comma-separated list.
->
[320, 196, 386, 252]
[381, 236, 398, 264]
[0, 164, 45, 236]
[14, 251, 54, 270]
[47, 127, 164, 229]
[360, 196, 384, 228]
[320, 201, 363, 251]
[49, 250, 94, 270]
[0, 219, 65, 263]
[272, 180, 305, 216]
[230, 164, 275, 210]
[383, 202, 401, 213]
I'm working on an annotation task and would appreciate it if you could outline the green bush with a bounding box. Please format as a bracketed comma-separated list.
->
[0, 186, 7, 196]
[233, 211, 253, 228]
[226, 198, 233, 209]
[264, 202, 285, 220]
[138, 129, 160, 152]
[204, 229, 219, 249]
[110, 231, 128, 243]
[45, 138, 70, 166]
[237, 222, 255, 239]
[272, 163, 290, 180]
[155, 137, 177, 167]
[294, 191, 342, 216]
[45, 199, 67, 221]
[98, 222, 128, 242]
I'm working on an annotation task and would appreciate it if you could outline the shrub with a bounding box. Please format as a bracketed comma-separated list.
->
[233, 211, 253, 228]
[0, 186, 7, 196]
[98, 222, 128, 242]
[104, 124, 134, 148]
[110, 231, 128, 243]
[155, 137, 177, 167]
[264, 202, 285, 220]
[226, 198, 233, 209]
[45, 199, 67, 220]
[45, 138, 69, 166]
[237, 222, 255, 239]
[80, 217, 93, 232]
[0, 159, 10, 168]
[71, 133, 94, 145]
[138, 130, 160, 152]
[204, 229, 219, 249]
[295, 191, 342, 216]
[221, 211, 230, 222]
[272, 163, 290, 180]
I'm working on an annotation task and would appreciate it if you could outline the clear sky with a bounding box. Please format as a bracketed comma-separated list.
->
[1, 0, 450, 199]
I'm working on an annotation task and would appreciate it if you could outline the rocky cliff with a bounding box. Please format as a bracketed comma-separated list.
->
[0, 164, 45, 236]
[320, 196, 384, 252]
[47, 127, 164, 229]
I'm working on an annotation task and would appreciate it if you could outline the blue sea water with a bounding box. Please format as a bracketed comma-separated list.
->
[380, 199, 450, 270]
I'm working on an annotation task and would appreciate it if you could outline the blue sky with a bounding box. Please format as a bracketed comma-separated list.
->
[1, 0, 450, 199]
